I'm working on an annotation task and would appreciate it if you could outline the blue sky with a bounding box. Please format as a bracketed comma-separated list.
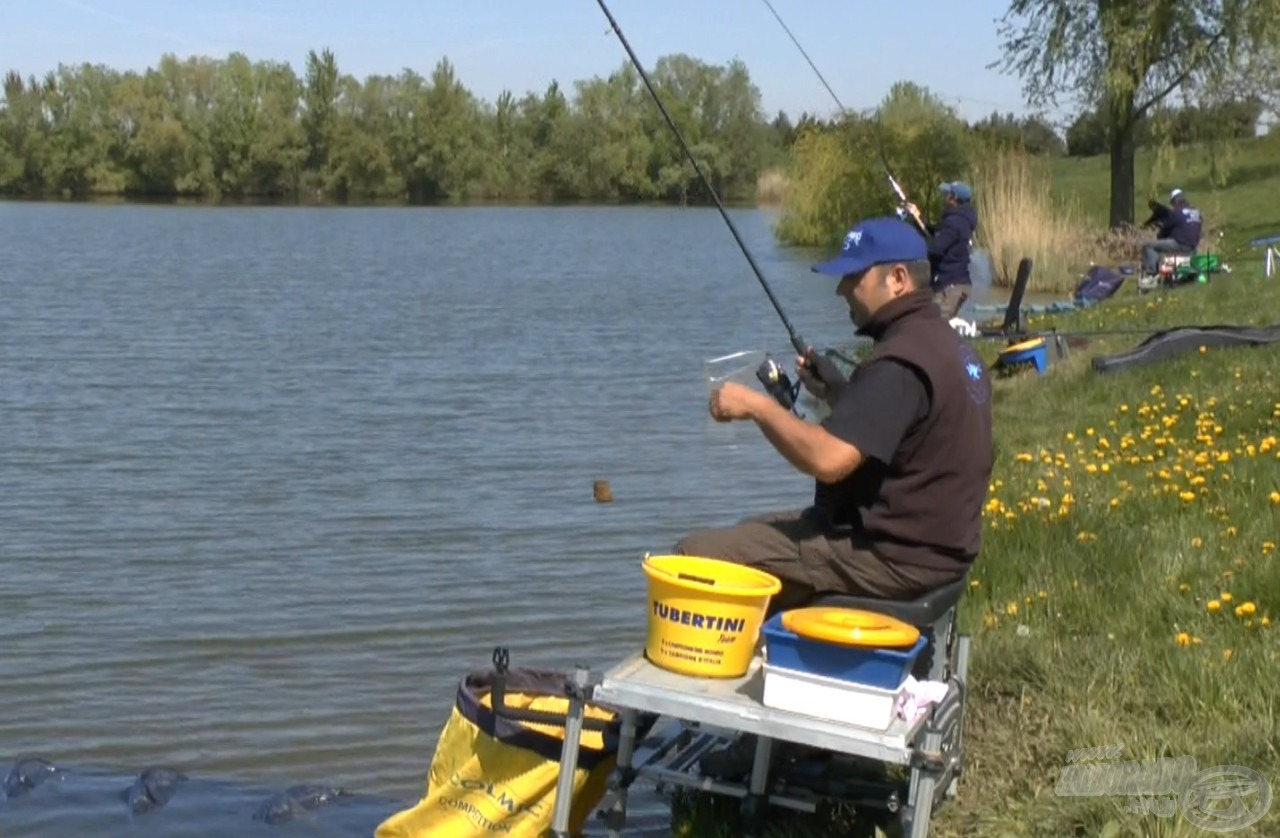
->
[4, 0, 1067, 126]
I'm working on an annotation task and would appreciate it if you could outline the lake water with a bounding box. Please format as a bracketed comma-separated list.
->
[0, 202, 1004, 820]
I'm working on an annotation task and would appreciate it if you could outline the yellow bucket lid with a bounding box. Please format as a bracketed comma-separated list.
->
[780, 607, 920, 648]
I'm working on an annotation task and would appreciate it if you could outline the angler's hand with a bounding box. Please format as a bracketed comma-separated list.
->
[709, 381, 764, 423]
[796, 348, 846, 404]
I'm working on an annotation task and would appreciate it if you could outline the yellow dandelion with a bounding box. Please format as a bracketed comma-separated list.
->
[1005, 602, 1018, 616]
[1223, 649, 1234, 661]
[1208, 600, 1221, 612]
[1221, 592, 1233, 603]
[1176, 632, 1191, 646]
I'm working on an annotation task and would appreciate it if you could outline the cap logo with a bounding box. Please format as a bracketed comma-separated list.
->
[843, 230, 863, 251]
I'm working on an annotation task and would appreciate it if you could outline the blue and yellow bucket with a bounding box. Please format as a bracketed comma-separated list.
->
[642, 555, 781, 678]
[996, 337, 1049, 375]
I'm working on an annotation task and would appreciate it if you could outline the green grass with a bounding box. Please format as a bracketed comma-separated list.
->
[1048, 134, 1280, 261]
[982, 134, 1280, 295]
[671, 194, 1280, 834]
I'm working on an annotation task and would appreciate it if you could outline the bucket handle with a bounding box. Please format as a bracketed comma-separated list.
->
[676, 571, 718, 586]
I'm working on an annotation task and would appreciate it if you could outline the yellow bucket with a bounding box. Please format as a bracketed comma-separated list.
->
[642, 554, 782, 678]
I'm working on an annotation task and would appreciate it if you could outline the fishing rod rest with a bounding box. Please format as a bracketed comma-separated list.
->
[488, 647, 610, 732]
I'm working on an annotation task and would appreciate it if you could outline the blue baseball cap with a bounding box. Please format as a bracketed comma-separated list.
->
[811, 217, 928, 277]
[940, 182, 972, 201]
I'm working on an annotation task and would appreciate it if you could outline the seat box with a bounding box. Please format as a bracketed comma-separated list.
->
[761, 662, 904, 729]
[761, 611, 927, 691]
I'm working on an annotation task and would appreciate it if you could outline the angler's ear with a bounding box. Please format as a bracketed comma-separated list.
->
[887, 262, 915, 292]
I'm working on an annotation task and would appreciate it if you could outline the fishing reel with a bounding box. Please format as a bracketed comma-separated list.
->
[756, 356, 801, 413]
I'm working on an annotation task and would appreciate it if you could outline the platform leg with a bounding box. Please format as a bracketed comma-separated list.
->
[605, 709, 639, 837]
[737, 735, 774, 833]
[904, 730, 943, 838]
[748, 735, 773, 797]
[948, 634, 972, 800]
[550, 666, 591, 838]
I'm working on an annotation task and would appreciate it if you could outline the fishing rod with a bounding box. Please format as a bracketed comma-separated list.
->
[593, 0, 809, 412]
[759, 0, 929, 238]
[593, 0, 807, 365]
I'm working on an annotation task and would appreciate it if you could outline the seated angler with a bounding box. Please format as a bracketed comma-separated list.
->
[673, 217, 995, 617]
[1141, 188, 1203, 278]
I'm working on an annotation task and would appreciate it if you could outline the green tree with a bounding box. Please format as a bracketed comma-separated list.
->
[302, 48, 341, 191]
[776, 82, 972, 246]
[996, 0, 1280, 228]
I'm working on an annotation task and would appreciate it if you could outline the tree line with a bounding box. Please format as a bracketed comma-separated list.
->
[2, 25, 1274, 227]
[0, 48, 1086, 204]
[0, 50, 792, 203]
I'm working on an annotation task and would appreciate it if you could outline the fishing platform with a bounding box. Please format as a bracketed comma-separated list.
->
[488, 559, 973, 838]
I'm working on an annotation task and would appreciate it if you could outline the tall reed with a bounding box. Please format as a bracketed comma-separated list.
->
[971, 149, 1102, 293]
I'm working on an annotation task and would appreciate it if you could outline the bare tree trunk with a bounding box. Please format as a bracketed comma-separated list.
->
[1107, 92, 1138, 230]
[1107, 129, 1137, 229]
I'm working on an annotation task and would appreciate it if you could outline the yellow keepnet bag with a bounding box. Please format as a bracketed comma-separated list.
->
[376, 668, 624, 838]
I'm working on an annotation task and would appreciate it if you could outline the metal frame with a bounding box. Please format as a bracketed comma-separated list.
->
[537, 604, 971, 837]
[1248, 234, 1280, 278]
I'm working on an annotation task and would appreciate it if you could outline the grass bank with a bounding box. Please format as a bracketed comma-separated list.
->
[675, 262, 1280, 835]
[766, 132, 1280, 295]
[1001, 134, 1280, 295]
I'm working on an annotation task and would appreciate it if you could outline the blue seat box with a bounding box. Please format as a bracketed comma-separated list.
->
[761, 612, 927, 690]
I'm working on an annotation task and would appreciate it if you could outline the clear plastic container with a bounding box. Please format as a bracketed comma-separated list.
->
[701, 350, 767, 446]
[703, 349, 835, 425]
[703, 349, 768, 395]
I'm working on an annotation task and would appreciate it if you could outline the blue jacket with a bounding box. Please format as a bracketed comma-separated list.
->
[1144, 202, 1203, 250]
[926, 203, 978, 289]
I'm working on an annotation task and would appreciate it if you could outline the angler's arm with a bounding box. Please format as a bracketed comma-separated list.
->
[926, 217, 962, 261]
[749, 398, 864, 483]
[1144, 202, 1169, 229]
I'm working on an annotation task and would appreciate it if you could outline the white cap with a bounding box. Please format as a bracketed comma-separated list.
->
[1171, 188, 1184, 199]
